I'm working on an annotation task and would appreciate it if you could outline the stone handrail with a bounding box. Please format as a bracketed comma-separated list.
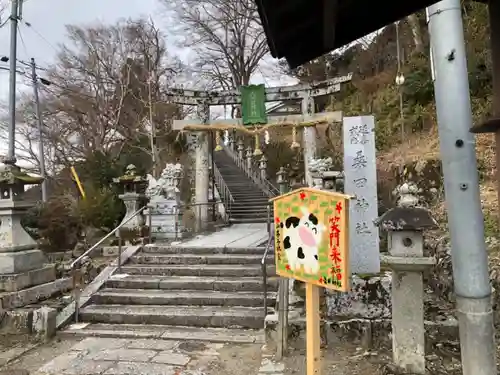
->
[222, 144, 280, 197]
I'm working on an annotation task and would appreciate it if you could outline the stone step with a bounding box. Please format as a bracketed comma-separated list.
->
[230, 217, 268, 224]
[229, 206, 270, 212]
[141, 245, 267, 255]
[229, 195, 267, 200]
[229, 212, 269, 219]
[230, 197, 269, 202]
[79, 304, 266, 329]
[129, 254, 273, 265]
[229, 207, 273, 213]
[93, 288, 276, 307]
[225, 185, 265, 189]
[230, 195, 268, 200]
[106, 275, 279, 292]
[61, 323, 265, 344]
[119, 264, 276, 277]
[215, 172, 250, 177]
[230, 200, 269, 206]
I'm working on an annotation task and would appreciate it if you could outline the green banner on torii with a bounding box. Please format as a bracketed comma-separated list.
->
[240, 84, 267, 126]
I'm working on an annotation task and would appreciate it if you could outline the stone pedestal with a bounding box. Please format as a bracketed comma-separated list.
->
[0, 164, 55, 293]
[145, 163, 184, 240]
[118, 193, 145, 230]
[147, 197, 183, 240]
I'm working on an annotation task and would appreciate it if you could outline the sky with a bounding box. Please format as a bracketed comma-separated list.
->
[0, 0, 165, 101]
[0, 0, 289, 101]
[0, 0, 295, 168]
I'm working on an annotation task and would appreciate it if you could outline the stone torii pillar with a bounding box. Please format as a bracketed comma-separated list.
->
[195, 102, 210, 230]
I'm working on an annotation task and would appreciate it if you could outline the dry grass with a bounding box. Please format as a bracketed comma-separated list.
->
[480, 180, 498, 215]
[377, 127, 440, 172]
[377, 124, 498, 213]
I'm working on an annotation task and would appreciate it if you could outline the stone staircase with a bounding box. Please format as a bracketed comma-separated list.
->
[214, 151, 273, 224]
[65, 244, 277, 343]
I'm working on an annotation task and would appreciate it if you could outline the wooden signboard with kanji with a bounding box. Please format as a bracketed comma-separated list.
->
[271, 187, 351, 292]
[270, 187, 351, 375]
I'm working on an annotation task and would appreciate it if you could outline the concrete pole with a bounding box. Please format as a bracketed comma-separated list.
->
[302, 92, 316, 187]
[6, 0, 19, 165]
[427, 2, 497, 374]
[31, 58, 47, 202]
[195, 102, 210, 231]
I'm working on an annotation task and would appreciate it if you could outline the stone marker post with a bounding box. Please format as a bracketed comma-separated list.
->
[246, 146, 253, 172]
[112, 164, 146, 234]
[375, 182, 437, 374]
[259, 155, 267, 181]
[276, 167, 289, 360]
[237, 139, 245, 160]
[343, 115, 381, 274]
[0, 165, 56, 294]
[302, 91, 317, 187]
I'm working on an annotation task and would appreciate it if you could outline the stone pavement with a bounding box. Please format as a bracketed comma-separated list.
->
[178, 223, 268, 248]
[35, 337, 226, 375]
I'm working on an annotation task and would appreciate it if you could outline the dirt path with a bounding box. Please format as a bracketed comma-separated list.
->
[0, 334, 391, 375]
[0, 334, 464, 375]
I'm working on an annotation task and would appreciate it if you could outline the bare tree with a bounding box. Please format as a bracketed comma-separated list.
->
[2, 18, 184, 174]
[161, 0, 269, 90]
[407, 14, 425, 54]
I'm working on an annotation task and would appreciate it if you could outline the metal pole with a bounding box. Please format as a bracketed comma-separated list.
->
[396, 21, 404, 141]
[427, 2, 496, 374]
[148, 208, 152, 243]
[276, 181, 289, 359]
[489, 0, 500, 232]
[6, 0, 19, 164]
[148, 75, 156, 177]
[117, 229, 122, 272]
[31, 58, 47, 201]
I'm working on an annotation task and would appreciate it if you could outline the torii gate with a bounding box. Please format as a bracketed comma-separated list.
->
[168, 73, 353, 228]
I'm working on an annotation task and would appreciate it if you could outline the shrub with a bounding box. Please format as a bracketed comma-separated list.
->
[77, 186, 125, 232]
[36, 194, 83, 252]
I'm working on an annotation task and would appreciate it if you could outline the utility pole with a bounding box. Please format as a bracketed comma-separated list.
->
[427, 1, 497, 374]
[148, 75, 156, 177]
[6, 0, 19, 165]
[31, 58, 47, 202]
[395, 21, 405, 142]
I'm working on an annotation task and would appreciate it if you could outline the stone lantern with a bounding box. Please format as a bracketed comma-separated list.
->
[287, 152, 305, 189]
[308, 157, 344, 192]
[0, 164, 56, 292]
[375, 182, 437, 374]
[113, 164, 147, 232]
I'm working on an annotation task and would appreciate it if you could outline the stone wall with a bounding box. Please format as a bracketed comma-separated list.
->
[326, 273, 391, 320]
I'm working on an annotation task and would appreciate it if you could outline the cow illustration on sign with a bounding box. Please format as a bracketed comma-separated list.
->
[272, 187, 350, 291]
[281, 206, 325, 274]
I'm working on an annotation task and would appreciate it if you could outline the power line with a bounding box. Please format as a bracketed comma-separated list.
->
[21, 19, 58, 54]
[17, 24, 28, 57]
